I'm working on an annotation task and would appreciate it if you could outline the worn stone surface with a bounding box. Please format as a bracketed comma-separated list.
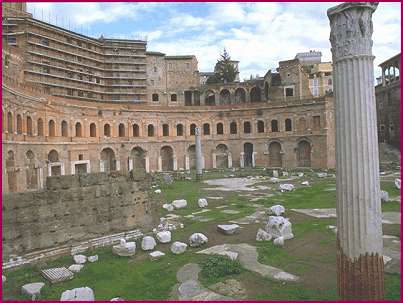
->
[163, 204, 174, 212]
[41, 267, 74, 283]
[88, 255, 98, 263]
[171, 241, 188, 254]
[265, 216, 294, 240]
[172, 199, 187, 209]
[141, 236, 157, 251]
[60, 287, 95, 301]
[267, 205, 285, 216]
[68, 264, 84, 273]
[156, 231, 172, 243]
[209, 279, 246, 298]
[217, 224, 240, 235]
[279, 184, 294, 192]
[112, 241, 136, 257]
[189, 233, 208, 247]
[21, 282, 45, 298]
[256, 228, 272, 241]
[149, 251, 165, 260]
[198, 198, 208, 208]
[2, 173, 153, 258]
[73, 254, 87, 264]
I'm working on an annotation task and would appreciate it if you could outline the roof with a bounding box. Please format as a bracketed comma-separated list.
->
[165, 55, 195, 60]
[379, 53, 400, 67]
[146, 51, 166, 56]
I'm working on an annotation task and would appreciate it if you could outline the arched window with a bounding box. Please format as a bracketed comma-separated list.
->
[234, 88, 246, 103]
[285, 119, 292, 131]
[171, 94, 177, 102]
[205, 90, 216, 105]
[61, 120, 68, 137]
[216, 123, 224, 135]
[48, 120, 56, 137]
[90, 123, 96, 137]
[104, 123, 111, 137]
[133, 124, 139, 137]
[48, 150, 59, 162]
[244, 121, 251, 134]
[257, 120, 264, 133]
[152, 93, 159, 102]
[7, 112, 13, 133]
[190, 123, 196, 136]
[118, 123, 125, 137]
[203, 123, 210, 135]
[230, 122, 237, 134]
[176, 124, 183, 136]
[271, 120, 279, 132]
[219, 89, 231, 105]
[37, 118, 44, 136]
[75, 122, 82, 137]
[163, 124, 169, 136]
[16, 114, 22, 134]
[148, 124, 154, 137]
[26, 116, 33, 136]
[250, 86, 262, 102]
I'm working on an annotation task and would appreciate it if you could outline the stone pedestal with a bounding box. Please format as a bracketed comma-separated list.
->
[185, 155, 190, 170]
[145, 156, 150, 173]
[212, 153, 217, 169]
[240, 152, 245, 168]
[227, 153, 232, 169]
[252, 152, 257, 168]
[328, 2, 384, 300]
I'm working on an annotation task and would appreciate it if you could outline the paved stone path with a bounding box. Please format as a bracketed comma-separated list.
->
[172, 263, 231, 300]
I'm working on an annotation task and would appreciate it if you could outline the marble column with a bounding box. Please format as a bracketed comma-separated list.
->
[157, 156, 162, 172]
[145, 156, 150, 173]
[252, 152, 257, 168]
[212, 153, 217, 169]
[227, 153, 232, 169]
[195, 127, 203, 179]
[328, 2, 384, 300]
[185, 155, 190, 171]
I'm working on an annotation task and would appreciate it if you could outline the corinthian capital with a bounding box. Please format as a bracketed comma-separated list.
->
[328, 2, 378, 61]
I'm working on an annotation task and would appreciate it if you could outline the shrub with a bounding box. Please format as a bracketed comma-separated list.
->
[199, 255, 242, 280]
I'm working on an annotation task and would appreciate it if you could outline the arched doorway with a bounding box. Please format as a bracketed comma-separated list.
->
[48, 149, 61, 176]
[161, 146, 174, 171]
[216, 144, 229, 168]
[268, 142, 282, 167]
[244, 143, 253, 167]
[131, 147, 146, 172]
[188, 145, 196, 169]
[101, 148, 116, 172]
[297, 140, 311, 167]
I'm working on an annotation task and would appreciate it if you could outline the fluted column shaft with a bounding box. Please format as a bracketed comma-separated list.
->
[195, 127, 203, 179]
[328, 2, 384, 300]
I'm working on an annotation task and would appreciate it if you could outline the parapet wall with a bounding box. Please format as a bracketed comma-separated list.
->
[2, 172, 155, 259]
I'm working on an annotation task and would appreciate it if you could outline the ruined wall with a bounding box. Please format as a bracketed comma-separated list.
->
[2, 172, 155, 259]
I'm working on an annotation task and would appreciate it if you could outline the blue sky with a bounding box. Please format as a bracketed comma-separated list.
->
[27, 2, 401, 80]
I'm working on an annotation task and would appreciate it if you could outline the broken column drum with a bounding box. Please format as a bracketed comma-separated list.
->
[328, 2, 384, 300]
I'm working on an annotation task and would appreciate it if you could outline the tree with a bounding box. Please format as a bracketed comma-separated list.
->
[211, 49, 238, 84]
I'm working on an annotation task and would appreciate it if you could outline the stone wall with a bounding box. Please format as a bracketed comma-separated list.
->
[2, 172, 155, 259]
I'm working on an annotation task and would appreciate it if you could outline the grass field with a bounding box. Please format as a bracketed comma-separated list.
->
[2, 169, 400, 300]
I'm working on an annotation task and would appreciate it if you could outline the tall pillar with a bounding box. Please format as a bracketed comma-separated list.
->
[212, 153, 217, 169]
[157, 156, 162, 172]
[195, 127, 203, 179]
[128, 159, 133, 171]
[227, 153, 232, 169]
[173, 155, 178, 171]
[252, 152, 257, 168]
[328, 2, 384, 300]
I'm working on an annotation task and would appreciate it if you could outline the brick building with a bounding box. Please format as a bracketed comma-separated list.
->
[375, 53, 401, 149]
[2, 3, 336, 193]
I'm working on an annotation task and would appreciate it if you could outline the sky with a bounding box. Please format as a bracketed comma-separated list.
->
[27, 2, 401, 81]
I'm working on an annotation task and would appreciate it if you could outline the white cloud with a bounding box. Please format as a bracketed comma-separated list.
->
[27, 2, 400, 80]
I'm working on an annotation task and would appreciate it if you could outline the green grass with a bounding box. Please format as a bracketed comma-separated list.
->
[3, 169, 401, 300]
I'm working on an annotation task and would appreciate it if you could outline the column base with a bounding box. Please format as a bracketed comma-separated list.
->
[337, 240, 384, 300]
